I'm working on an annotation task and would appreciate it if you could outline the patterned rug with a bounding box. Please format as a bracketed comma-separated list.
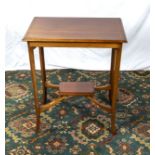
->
[5, 70, 150, 155]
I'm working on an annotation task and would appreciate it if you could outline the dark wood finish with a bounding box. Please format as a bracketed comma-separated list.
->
[59, 82, 94, 96]
[29, 41, 122, 48]
[39, 47, 47, 104]
[24, 17, 127, 135]
[23, 17, 127, 43]
[110, 47, 122, 134]
[109, 48, 115, 102]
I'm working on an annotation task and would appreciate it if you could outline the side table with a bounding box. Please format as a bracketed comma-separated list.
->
[23, 17, 127, 134]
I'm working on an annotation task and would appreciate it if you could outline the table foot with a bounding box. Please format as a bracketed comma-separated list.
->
[36, 114, 40, 133]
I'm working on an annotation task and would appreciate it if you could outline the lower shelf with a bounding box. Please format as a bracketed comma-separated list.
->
[59, 82, 95, 96]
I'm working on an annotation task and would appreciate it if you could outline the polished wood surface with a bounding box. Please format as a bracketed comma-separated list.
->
[24, 17, 127, 135]
[28, 41, 122, 48]
[23, 17, 127, 43]
[39, 47, 47, 104]
[59, 82, 94, 96]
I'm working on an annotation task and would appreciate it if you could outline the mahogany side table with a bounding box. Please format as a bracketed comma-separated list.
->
[23, 17, 127, 134]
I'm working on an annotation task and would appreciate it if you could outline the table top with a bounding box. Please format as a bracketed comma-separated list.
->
[23, 17, 127, 43]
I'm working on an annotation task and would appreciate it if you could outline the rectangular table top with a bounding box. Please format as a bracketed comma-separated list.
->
[23, 17, 127, 43]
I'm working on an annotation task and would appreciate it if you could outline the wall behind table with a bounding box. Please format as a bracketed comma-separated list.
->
[5, 0, 150, 70]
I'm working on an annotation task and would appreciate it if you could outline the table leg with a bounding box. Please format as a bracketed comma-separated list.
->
[39, 47, 47, 104]
[28, 44, 40, 133]
[110, 46, 122, 134]
[109, 48, 115, 102]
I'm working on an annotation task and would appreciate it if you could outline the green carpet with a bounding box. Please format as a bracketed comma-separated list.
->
[5, 70, 150, 155]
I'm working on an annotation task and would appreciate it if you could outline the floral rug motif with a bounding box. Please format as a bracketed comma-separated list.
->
[5, 70, 150, 155]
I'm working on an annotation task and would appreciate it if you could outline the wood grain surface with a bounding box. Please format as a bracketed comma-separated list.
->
[23, 17, 127, 43]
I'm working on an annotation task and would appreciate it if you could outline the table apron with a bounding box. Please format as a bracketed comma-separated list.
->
[28, 41, 122, 48]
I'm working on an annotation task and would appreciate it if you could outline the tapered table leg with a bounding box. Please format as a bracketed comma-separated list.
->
[28, 44, 40, 133]
[110, 46, 122, 134]
[39, 47, 47, 104]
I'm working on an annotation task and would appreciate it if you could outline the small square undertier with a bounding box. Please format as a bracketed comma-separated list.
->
[59, 82, 95, 96]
